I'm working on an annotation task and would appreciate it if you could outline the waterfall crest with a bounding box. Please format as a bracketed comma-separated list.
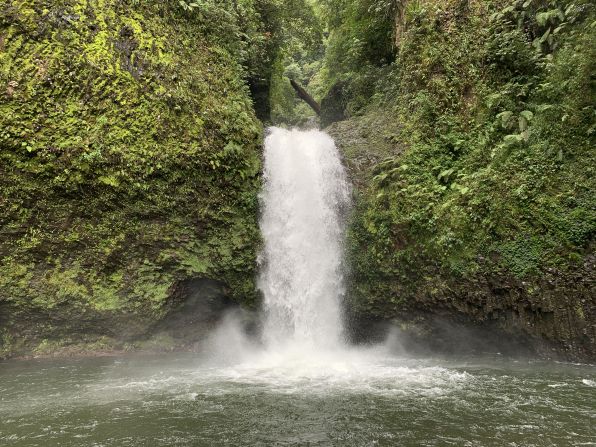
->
[258, 127, 351, 348]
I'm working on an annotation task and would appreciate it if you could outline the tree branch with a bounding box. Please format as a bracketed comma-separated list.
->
[290, 79, 321, 116]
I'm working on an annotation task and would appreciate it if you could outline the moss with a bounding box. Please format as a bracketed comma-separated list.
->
[32, 338, 67, 355]
[0, 329, 14, 358]
[0, 0, 264, 356]
[326, 0, 595, 357]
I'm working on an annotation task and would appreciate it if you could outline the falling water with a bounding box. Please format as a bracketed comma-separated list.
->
[258, 127, 351, 349]
[2, 130, 593, 447]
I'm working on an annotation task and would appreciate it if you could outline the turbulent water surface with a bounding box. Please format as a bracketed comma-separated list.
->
[1, 129, 594, 446]
[0, 353, 595, 446]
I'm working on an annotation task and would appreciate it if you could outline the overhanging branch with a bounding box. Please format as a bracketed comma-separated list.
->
[290, 79, 321, 116]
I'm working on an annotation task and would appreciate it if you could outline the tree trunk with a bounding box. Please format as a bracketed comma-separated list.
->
[290, 79, 321, 116]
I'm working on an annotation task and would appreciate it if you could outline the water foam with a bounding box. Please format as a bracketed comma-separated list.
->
[193, 127, 471, 392]
[258, 127, 350, 349]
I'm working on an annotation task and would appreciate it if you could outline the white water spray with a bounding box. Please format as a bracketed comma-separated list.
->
[173, 128, 466, 390]
[258, 127, 351, 349]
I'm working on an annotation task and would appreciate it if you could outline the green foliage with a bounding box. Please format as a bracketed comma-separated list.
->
[321, 0, 397, 68]
[265, 0, 324, 124]
[268, 0, 398, 122]
[326, 0, 595, 315]
[0, 0, 264, 355]
[136, 0, 322, 122]
[318, 0, 398, 113]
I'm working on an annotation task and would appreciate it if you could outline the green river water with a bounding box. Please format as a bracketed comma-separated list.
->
[0, 351, 594, 446]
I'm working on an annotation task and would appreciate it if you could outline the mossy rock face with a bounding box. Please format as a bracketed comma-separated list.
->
[328, 0, 596, 360]
[320, 81, 348, 128]
[0, 0, 263, 357]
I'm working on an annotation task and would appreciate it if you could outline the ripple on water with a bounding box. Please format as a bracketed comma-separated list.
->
[1, 353, 594, 447]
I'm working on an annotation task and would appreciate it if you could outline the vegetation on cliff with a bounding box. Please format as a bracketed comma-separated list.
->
[1, 0, 594, 359]
[318, 0, 595, 357]
[0, 0, 284, 356]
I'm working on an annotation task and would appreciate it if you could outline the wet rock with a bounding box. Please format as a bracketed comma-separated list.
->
[320, 81, 348, 127]
[155, 278, 237, 342]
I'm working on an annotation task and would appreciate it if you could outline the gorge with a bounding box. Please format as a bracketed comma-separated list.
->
[1, 0, 594, 362]
[0, 124, 594, 446]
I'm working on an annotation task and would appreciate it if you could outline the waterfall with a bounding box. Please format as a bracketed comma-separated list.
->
[258, 127, 351, 349]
